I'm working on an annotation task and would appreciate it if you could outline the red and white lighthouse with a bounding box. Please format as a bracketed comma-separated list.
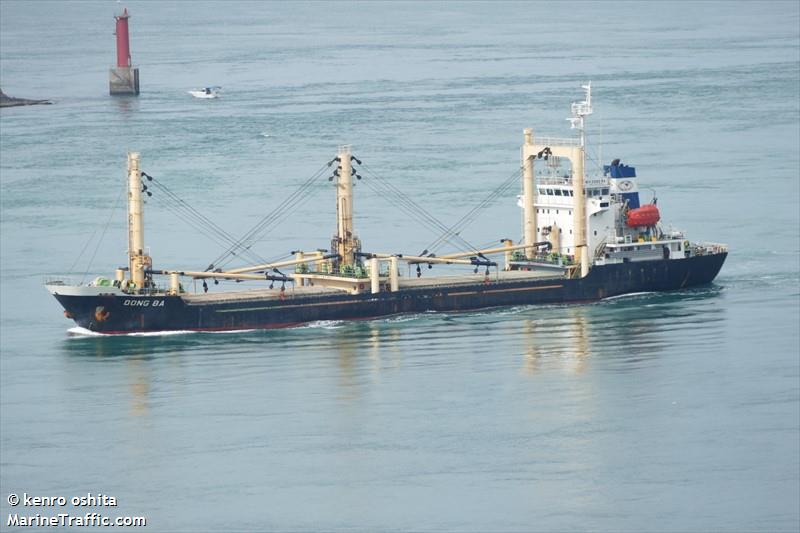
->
[109, 7, 140, 95]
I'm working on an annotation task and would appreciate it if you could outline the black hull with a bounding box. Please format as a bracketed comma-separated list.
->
[53, 254, 727, 334]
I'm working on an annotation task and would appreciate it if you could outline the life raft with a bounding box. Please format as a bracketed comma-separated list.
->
[626, 204, 660, 227]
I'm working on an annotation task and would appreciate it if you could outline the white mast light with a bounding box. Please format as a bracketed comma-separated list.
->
[568, 82, 593, 132]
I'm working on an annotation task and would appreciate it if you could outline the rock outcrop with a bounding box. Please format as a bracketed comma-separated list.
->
[0, 88, 52, 107]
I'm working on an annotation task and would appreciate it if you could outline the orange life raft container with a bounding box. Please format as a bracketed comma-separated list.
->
[626, 204, 660, 227]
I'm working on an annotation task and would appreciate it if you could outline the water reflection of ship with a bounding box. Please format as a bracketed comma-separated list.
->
[61, 336, 180, 417]
[127, 359, 150, 417]
[521, 308, 590, 375]
[520, 287, 724, 374]
[367, 323, 402, 371]
[334, 322, 403, 400]
[334, 330, 358, 400]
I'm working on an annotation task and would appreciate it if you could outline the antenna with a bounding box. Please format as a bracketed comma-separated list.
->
[599, 123, 603, 172]
[567, 81, 592, 148]
[565, 82, 593, 278]
[568, 82, 592, 126]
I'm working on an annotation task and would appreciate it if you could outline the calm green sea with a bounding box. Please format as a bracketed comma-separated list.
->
[1, 1, 798, 531]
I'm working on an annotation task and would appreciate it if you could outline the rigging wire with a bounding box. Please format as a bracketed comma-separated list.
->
[207, 162, 330, 271]
[68, 227, 100, 278]
[79, 183, 126, 283]
[357, 162, 481, 253]
[145, 193, 260, 263]
[135, 161, 329, 273]
[358, 177, 475, 252]
[210, 164, 329, 270]
[475, 238, 503, 251]
[144, 176, 268, 266]
[423, 167, 522, 255]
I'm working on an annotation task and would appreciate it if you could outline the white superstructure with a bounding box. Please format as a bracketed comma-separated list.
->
[514, 84, 726, 274]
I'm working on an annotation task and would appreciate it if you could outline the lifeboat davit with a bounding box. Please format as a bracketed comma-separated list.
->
[626, 204, 660, 227]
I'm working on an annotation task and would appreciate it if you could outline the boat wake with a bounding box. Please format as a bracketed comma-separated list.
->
[299, 320, 344, 330]
[67, 327, 266, 337]
[67, 327, 195, 337]
[67, 327, 106, 337]
[382, 313, 427, 323]
[601, 292, 656, 302]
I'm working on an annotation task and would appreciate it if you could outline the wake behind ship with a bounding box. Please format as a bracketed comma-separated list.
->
[47, 84, 727, 334]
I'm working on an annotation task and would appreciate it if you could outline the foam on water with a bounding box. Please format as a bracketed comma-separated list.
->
[67, 326, 196, 337]
[381, 313, 426, 323]
[66, 326, 106, 337]
[601, 291, 656, 301]
[67, 326, 261, 337]
[298, 320, 344, 329]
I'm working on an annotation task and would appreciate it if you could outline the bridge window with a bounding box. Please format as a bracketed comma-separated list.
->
[555, 189, 563, 196]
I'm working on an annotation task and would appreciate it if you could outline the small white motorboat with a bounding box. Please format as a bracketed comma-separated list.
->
[188, 86, 221, 99]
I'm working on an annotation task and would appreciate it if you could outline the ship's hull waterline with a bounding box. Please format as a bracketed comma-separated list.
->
[51, 254, 726, 334]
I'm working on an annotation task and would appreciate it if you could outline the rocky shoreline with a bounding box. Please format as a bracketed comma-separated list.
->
[0, 89, 52, 108]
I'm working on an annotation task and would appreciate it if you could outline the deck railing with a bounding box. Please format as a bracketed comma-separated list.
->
[534, 136, 580, 147]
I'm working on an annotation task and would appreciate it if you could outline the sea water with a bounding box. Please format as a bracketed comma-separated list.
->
[1, 1, 798, 531]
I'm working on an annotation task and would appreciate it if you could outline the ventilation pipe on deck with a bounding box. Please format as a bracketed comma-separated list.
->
[370, 257, 380, 294]
[549, 222, 561, 255]
[503, 238, 514, 270]
[313, 251, 326, 274]
[294, 251, 305, 286]
[169, 272, 180, 295]
[389, 256, 399, 292]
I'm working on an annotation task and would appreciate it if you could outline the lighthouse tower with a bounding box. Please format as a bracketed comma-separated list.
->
[109, 8, 140, 96]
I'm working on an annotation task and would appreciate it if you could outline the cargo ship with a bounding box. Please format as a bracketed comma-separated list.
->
[47, 84, 728, 334]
